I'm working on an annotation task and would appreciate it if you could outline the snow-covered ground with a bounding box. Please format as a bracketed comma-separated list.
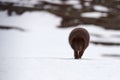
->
[0, 11, 120, 80]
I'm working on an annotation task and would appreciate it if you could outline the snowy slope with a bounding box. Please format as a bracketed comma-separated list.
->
[0, 11, 120, 80]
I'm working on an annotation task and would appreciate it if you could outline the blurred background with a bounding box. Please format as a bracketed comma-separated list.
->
[0, 0, 120, 80]
[0, 0, 120, 29]
[0, 0, 120, 46]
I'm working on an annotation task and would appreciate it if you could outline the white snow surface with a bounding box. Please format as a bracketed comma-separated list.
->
[94, 5, 109, 12]
[81, 12, 107, 18]
[0, 11, 120, 80]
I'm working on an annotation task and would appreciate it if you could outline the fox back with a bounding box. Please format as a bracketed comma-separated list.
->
[69, 28, 90, 59]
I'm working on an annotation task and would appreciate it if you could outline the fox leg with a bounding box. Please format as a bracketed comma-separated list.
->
[74, 50, 79, 59]
[78, 50, 84, 59]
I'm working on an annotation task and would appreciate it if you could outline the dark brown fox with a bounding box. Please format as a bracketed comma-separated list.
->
[69, 28, 90, 59]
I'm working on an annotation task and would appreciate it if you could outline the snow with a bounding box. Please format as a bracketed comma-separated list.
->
[0, 11, 120, 80]
[65, 0, 82, 9]
[94, 5, 109, 12]
[0, 0, 38, 4]
[81, 12, 107, 18]
[83, 25, 120, 43]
